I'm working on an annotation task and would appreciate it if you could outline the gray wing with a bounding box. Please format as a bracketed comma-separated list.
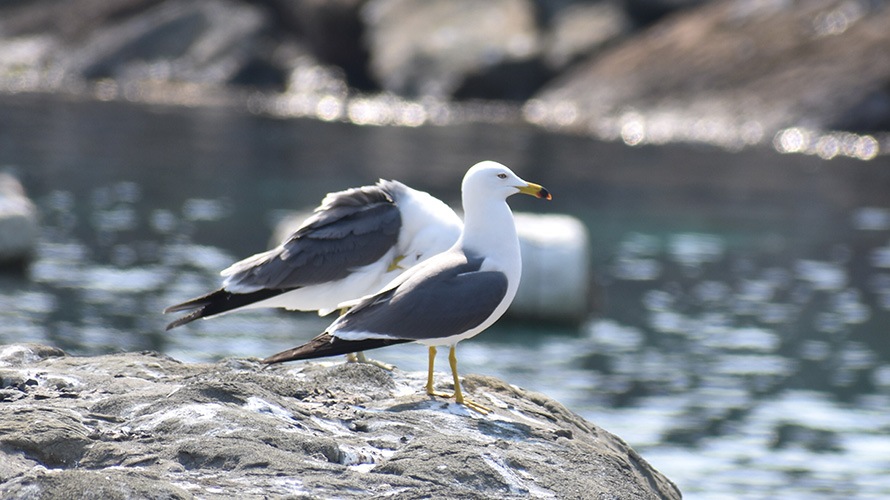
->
[223, 183, 401, 290]
[330, 252, 509, 341]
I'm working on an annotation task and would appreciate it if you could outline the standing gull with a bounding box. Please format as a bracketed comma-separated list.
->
[163, 179, 463, 341]
[263, 161, 551, 413]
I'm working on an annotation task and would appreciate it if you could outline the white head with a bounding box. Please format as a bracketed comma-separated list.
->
[460, 161, 551, 208]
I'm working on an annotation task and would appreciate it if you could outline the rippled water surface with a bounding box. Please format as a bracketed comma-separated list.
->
[2, 93, 889, 499]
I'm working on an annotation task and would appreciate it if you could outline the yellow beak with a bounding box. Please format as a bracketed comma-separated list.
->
[517, 182, 552, 200]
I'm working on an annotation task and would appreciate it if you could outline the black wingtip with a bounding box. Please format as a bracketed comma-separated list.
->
[165, 311, 204, 331]
[163, 288, 291, 331]
[262, 334, 411, 365]
[162, 290, 219, 330]
[262, 333, 335, 364]
[163, 303, 188, 315]
[163, 290, 218, 316]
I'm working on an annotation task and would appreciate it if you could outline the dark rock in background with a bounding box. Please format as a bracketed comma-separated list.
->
[623, 0, 714, 25]
[543, 1, 632, 70]
[0, 0, 162, 40]
[57, 0, 290, 90]
[0, 344, 682, 499]
[0, 0, 887, 145]
[264, 0, 374, 90]
[0, 0, 311, 92]
[530, 0, 890, 146]
[361, 0, 543, 99]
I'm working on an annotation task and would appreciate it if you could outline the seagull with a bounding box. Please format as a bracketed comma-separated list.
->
[163, 179, 463, 343]
[262, 161, 551, 414]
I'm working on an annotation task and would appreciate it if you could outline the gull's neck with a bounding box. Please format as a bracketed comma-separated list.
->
[459, 195, 520, 269]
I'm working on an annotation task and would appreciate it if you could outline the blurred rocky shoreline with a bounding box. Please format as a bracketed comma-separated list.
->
[1, 0, 888, 153]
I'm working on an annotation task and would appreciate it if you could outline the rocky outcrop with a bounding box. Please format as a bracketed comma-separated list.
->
[529, 0, 890, 146]
[0, 343, 681, 499]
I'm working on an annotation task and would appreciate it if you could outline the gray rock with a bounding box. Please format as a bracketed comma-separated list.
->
[0, 0, 302, 91]
[0, 343, 681, 500]
[624, 0, 715, 24]
[0, 173, 38, 267]
[60, 0, 268, 85]
[531, 0, 890, 147]
[0, 0, 159, 40]
[543, 1, 632, 70]
[362, 0, 544, 99]
[266, 0, 373, 89]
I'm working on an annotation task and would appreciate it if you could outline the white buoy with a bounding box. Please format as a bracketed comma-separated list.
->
[511, 212, 591, 324]
[0, 172, 37, 267]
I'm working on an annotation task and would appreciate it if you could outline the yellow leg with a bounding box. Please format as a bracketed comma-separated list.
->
[426, 346, 452, 397]
[345, 351, 394, 370]
[356, 351, 395, 371]
[426, 345, 490, 414]
[448, 346, 490, 414]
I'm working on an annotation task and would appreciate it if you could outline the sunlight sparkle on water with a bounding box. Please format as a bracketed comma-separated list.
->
[775, 127, 879, 160]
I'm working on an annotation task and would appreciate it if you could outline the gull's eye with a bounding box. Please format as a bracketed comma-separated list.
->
[497, 173, 507, 179]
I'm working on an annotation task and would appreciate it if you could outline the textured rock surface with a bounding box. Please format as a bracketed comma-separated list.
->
[0, 343, 681, 499]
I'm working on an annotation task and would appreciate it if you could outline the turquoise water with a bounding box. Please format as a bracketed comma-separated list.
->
[2, 93, 889, 499]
